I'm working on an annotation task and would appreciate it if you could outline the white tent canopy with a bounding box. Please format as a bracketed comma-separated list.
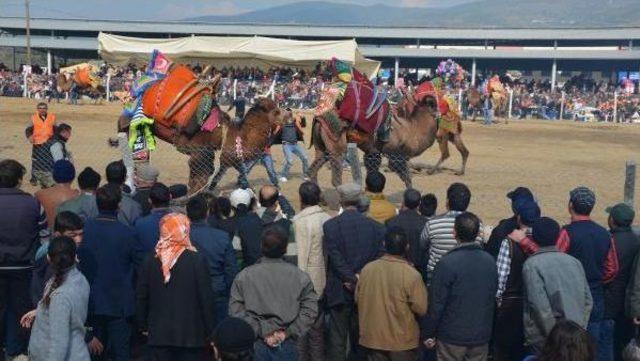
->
[98, 32, 380, 77]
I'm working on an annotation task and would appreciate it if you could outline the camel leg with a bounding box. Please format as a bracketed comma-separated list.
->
[428, 136, 450, 175]
[363, 152, 382, 175]
[307, 149, 329, 184]
[451, 134, 469, 176]
[388, 155, 412, 189]
[188, 148, 215, 193]
[208, 155, 230, 191]
[328, 153, 344, 188]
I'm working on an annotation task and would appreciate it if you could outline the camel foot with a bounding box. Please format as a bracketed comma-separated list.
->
[455, 170, 465, 176]
[427, 168, 439, 175]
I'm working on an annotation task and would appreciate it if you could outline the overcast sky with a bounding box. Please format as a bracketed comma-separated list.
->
[2, 0, 472, 20]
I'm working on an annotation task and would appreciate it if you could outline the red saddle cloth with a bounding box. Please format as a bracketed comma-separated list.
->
[338, 81, 389, 135]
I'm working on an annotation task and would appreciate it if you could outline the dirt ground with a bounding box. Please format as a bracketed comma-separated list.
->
[1, 96, 639, 226]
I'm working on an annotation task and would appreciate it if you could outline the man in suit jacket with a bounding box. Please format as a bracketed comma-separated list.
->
[386, 189, 428, 281]
[78, 184, 143, 361]
[324, 183, 385, 361]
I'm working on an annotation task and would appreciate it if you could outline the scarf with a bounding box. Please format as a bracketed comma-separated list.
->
[155, 213, 196, 283]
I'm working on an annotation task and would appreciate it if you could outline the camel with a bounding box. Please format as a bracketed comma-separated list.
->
[465, 88, 483, 121]
[307, 88, 470, 189]
[207, 97, 284, 190]
[116, 98, 283, 193]
[56, 73, 105, 104]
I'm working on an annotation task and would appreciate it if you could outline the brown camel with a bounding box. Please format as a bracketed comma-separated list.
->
[117, 98, 283, 193]
[56, 73, 105, 103]
[308, 91, 470, 189]
[116, 109, 226, 192]
[207, 97, 284, 190]
[465, 88, 484, 121]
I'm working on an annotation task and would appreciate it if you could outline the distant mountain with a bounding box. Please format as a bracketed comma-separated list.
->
[187, 0, 640, 28]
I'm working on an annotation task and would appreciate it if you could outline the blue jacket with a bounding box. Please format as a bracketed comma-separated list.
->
[190, 221, 239, 299]
[324, 209, 385, 307]
[134, 208, 172, 254]
[78, 213, 143, 318]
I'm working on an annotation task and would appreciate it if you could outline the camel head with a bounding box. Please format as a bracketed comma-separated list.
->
[252, 97, 285, 127]
[414, 94, 439, 117]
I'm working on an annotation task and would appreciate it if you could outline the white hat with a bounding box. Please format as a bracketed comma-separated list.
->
[230, 188, 252, 208]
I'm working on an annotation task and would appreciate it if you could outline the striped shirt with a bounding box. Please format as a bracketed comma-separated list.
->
[421, 211, 463, 278]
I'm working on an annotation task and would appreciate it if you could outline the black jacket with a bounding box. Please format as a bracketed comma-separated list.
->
[136, 251, 215, 347]
[485, 223, 526, 301]
[0, 188, 45, 268]
[386, 209, 428, 279]
[425, 243, 498, 346]
[324, 209, 385, 307]
[605, 227, 640, 319]
[236, 212, 264, 268]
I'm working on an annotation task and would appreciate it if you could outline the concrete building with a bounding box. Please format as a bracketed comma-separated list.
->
[1, 16, 640, 88]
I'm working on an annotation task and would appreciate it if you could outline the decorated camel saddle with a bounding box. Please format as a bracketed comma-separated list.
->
[487, 75, 506, 102]
[120, 50, 222, 156]
[413, 78, 462, 137]
[315, 59, 391, 141]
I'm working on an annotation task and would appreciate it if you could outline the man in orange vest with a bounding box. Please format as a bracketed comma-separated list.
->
[26, 102, 57, 187]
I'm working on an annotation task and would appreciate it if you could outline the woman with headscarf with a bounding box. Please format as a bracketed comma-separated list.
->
[136, 213, 216, 361]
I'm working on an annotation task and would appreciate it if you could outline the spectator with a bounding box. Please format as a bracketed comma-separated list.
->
[277, 110, 309, 183]
[419, 193, 438, 218]
[208, 196, 236, 238]
[132, 164, 160, 216]
[521, 217, 592, 351]
[423, 212, 497, 361]
[256, 185, 292, 233]
[325, 183, 385, 361]
[78, 184, 142, 361]
[231, 188, 264, 268]
[28, 122, 74, 189]
[27, 102, 57, 187]
[230, 226, 318, 361]
[31, 211, 83, 305]
[356, 227, 428, 361]
[485, 198, 540, 361]
[228, 93, 247, 121]
[0, 159, 47, 358]
[386, 189, 428, 279]
[48, 123, 73, 164]
[365, 171, 397, 224]
[186, 195, 238, 327]
[80, 161, 142, 227]
[35, 160, 79, 227]
[212, 317, 256, 361]
[292, 182, 331, 361]
[56, 167, 101, 217]
[537, 320, 596, 361]
[168, 183, 188, 213]
[421, 182, 474, 281]
[133, 183, 172, 254]
[604, 203, 640, 360]
[23, 236, 90, 361]
[558, 187, 618, 361]
[136, 213, 216, 361]
[488, 187, 535, 245]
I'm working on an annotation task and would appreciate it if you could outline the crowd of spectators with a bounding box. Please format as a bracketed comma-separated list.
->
[2, 61, 640, 123]
[3, 111, 640, 361]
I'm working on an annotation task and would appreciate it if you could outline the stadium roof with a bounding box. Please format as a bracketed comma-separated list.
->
[2, 17, 640, 41]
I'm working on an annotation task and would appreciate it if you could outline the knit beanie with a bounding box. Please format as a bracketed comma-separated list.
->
[532, 217, 561, 247]
[213, 317, 256, 354]
[53, 160, 76, 184]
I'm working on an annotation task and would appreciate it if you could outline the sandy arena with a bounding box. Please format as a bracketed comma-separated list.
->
[1, 97, 638, 226]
